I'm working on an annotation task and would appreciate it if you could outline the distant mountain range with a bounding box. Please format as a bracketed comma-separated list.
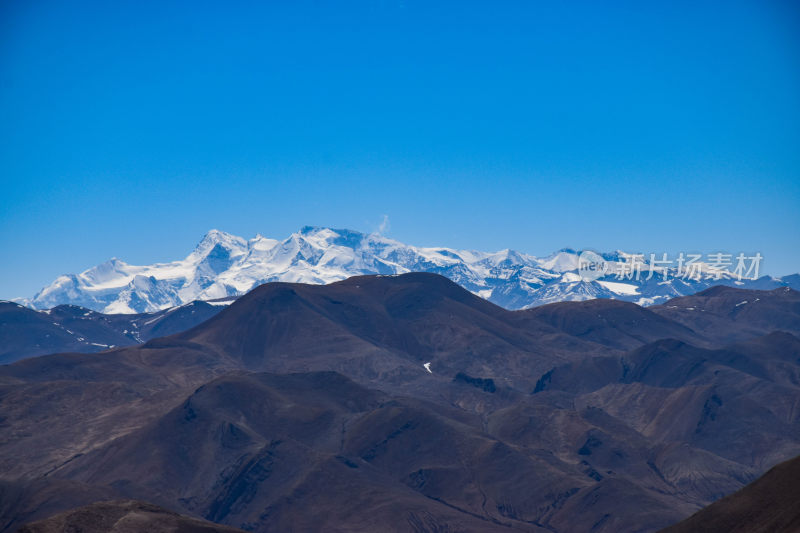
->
[0, 298, 231, 364]
[19, 226, 800, 313]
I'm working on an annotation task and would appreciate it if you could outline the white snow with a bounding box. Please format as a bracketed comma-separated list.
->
[538, 251, 579, 272]
[142, 315, 164, 326]
[596, 280, 640, 296]
[205, 300, 233, 307]
[23, 226, 797, 314]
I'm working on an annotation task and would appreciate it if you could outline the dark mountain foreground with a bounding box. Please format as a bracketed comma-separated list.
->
[661, 453, 800, 533]
[17, 500, 246, 533]
[1, 274, 799, 532]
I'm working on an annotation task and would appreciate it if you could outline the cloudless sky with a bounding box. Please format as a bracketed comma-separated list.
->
[1, 0, 799, 299]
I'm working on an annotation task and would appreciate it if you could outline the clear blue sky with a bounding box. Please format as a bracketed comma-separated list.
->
[1, 0, 799, 299]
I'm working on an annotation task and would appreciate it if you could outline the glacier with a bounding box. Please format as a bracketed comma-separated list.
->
[22, 226, 800, 313]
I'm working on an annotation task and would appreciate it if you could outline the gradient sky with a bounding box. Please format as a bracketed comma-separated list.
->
[1, 0, 799, 300]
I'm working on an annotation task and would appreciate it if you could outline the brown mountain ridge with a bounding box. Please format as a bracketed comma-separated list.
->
[1, 274, 799, 532]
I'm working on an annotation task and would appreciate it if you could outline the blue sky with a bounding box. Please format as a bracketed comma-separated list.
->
[1, 0, 799, 299]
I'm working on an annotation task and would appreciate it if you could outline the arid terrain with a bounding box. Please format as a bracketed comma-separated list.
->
[2, 274, 799, 532]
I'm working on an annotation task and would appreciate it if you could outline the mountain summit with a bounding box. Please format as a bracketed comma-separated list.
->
[23, 227, 800, 313]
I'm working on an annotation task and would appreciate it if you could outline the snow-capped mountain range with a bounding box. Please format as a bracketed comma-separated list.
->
[21, 226, 800, 313]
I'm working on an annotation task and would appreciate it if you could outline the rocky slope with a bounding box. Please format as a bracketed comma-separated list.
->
[1, 275, 799, 532]
[17, 500, 247, 533]
[661, 453, 800, 533]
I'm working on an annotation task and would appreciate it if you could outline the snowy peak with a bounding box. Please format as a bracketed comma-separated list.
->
[191, 229, 248, 259]
[82, 258, 131, 285]
[24, 227, 800, 313]
[539, 250, 579, 272]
